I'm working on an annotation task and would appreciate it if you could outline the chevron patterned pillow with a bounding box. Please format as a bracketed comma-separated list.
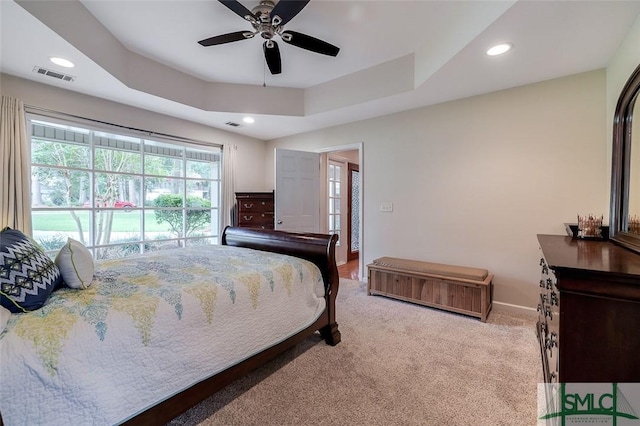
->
[0, 227, 62, 313]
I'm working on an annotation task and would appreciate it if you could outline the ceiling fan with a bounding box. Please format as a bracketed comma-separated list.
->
[198, 0, 340, 75]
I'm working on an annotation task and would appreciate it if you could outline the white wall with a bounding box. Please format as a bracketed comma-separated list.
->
[606, 15, 640, 137]
[265, 70, 608, 308]
[0, 73, 268, 192]
[605, 15, 640, 215]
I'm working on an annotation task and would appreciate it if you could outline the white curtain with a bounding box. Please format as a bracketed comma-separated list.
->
[0, 96, 31, 234]
[219, 143, 237, 236]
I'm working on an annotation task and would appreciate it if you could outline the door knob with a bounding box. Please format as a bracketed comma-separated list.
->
[277, 220, 283, 224]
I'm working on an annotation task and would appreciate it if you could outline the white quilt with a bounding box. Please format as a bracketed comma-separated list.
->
[0, 245, 326, 425]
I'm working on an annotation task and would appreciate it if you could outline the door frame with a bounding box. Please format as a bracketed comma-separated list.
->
[316, 142, 363, 280]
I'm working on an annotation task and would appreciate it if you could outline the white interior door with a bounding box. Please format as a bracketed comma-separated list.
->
[275, 148, 320, 233]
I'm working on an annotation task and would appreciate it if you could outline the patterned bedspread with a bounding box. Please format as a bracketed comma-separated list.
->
[0, 245, 326, 425]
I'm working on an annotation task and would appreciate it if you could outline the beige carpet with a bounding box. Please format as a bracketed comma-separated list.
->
[169, 279, 541, 426]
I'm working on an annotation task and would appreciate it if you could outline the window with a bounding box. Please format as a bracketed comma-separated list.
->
[29, 118, 221, 259]
[328, 161, 341, 245]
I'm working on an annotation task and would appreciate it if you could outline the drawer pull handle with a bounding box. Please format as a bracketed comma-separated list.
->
[243, 203, 254, 208]
[243, 215, 253, 221]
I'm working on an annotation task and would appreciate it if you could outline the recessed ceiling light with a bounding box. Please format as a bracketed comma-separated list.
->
[242, 116, 255, 124]
[50, 57, 75, 68]
[486, 43, 512, 56]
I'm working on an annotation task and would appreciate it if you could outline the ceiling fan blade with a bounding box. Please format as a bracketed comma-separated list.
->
[263, 40, 282, 75]
[271, 0, 310, 26]
[218, 0, 256, 21]
[198, 31, 253, 47]
[281, 31, 340, 57]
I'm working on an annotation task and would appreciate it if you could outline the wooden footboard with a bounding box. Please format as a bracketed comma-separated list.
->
[122, 227, 340, 425]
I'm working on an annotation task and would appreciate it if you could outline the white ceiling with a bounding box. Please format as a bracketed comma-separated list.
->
[2, 0, 640, 141]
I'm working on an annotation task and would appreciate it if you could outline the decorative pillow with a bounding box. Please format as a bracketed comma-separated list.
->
[55, 238, 94, 289]
[0, 227, 62, 313]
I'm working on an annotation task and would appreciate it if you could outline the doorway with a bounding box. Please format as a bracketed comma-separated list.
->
[274, 143, 363, 280]
[320, 144, 362, 280]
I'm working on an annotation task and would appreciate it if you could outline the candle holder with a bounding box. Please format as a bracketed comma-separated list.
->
[629, 215, 640, 235]
[577, 214, 603, 239]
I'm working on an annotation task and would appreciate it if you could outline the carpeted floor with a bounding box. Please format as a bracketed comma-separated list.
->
[169, 279, 542, 426]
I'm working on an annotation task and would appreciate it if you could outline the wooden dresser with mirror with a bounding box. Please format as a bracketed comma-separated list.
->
[537, 63, 640, 383]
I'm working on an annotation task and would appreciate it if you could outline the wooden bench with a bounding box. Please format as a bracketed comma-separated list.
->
[367, 257, 493, 322]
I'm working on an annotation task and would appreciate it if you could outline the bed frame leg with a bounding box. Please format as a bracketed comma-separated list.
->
[320, 322, 341, 346]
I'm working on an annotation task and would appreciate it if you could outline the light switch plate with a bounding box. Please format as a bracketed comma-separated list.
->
[380, 202, 393, 212]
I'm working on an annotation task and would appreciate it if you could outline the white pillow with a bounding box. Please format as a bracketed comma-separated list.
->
[55, 238, 94, 289]
[0, 305, 10, 333]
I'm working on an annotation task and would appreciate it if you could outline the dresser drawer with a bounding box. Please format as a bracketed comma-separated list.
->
[238, 212, 273, 225]
[238, 211, 274, 229]
[237, 199, 274, 213]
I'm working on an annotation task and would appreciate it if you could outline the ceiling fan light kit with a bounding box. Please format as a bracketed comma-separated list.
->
[198, 0, 340, 75]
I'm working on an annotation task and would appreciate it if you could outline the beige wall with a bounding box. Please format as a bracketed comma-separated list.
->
[332, 150, 360, 164]
[266, 70, 608, 309]
[605, 15, 640, 215]
[606, 15, 640, 139]
[0, 73, 268, 193]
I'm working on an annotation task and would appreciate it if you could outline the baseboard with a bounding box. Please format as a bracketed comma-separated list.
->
[492, 301, 538, 317]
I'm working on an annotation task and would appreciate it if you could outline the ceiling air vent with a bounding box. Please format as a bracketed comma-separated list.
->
[225, 121, 240, 127]
[33, 66, 75, 82]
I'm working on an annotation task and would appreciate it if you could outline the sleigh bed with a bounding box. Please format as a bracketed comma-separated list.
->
[0, 226, 340, 425]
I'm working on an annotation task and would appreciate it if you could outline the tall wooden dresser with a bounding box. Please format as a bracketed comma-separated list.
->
[537, 234, 640, 383]
[235, 192, 274, 230]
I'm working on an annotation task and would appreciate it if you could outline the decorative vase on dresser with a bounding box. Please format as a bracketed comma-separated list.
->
[235, 192, 274, 229]
[536, 235, 640, 383]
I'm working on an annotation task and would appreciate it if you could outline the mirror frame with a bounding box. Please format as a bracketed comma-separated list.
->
[610, 62, 640, 253]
